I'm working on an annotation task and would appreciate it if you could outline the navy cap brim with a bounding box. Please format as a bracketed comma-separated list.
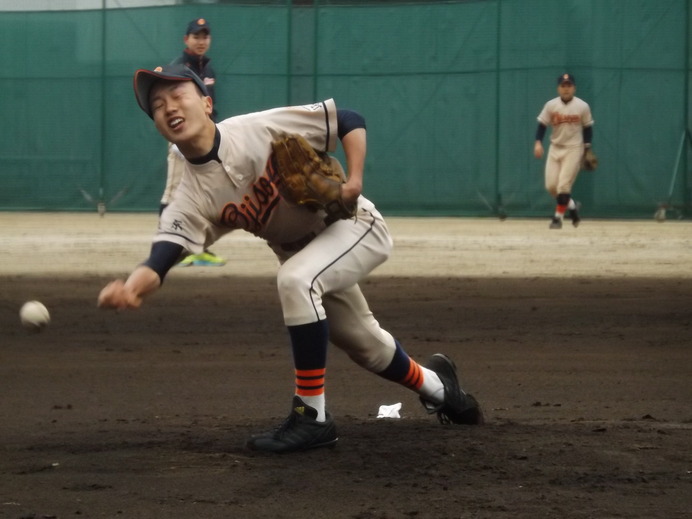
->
[133, 66, 209, 119]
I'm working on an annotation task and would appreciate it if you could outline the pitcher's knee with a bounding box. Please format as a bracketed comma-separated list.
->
[330, 328, 396, 373]
[277, 266, 314, 295]
[277, 268, 327, 324]
[346, 348, 393, 373]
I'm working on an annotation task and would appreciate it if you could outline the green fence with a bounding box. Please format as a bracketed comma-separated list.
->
[1, 0, 690, 218]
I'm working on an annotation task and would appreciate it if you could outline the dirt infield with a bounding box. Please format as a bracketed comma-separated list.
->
[1, 213, 691, 518]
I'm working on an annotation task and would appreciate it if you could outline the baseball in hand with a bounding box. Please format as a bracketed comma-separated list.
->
[20, 301, 51, 330]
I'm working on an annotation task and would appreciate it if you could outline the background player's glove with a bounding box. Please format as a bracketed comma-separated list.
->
[270, 134, 357, 221]
[582, 148, 599, 171]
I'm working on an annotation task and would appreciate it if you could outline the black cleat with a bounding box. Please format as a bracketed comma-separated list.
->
[246, 396, 338, 453]
[420, 353, 484, 425]
[549, 217, 563, 229]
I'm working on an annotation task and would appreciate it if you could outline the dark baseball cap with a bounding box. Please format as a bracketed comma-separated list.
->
[557, 73, 576, 85]
[133, 64, 209, 118]
[186, 18, 211, 35]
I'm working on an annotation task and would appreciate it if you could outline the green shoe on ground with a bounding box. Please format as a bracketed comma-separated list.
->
[177, 251, 226, 267]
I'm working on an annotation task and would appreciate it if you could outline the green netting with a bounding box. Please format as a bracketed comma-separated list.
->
[1, 0, 690, 217]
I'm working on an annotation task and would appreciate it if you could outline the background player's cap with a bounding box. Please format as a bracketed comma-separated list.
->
[186, 18, 211, 35]
[133, 64, 209, 119]
[557, 73, 576, 85]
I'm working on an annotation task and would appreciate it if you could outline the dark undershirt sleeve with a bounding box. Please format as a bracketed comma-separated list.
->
[535, 123, 547, 142]
[337, 109, 366, 140]
[583, 125, 593, 147]
[141, 241, 185, 283]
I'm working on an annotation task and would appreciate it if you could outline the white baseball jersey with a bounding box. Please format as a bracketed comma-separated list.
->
[156, 99, 346, 255]
[537, 96, 594, 147]
[161, 143, 186, 205]
[152, 97, 398, 371]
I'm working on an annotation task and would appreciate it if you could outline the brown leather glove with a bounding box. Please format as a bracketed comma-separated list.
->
[270, 134, 356, 220]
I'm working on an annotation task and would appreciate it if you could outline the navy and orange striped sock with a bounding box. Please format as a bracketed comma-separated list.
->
[555, 193, 570, 218]
[287, 320, 329, 421]
[295, 368, 326, 420]
[377, 341, 443, 402]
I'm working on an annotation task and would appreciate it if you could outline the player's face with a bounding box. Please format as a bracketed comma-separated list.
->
[184, 31, 211, 57]
[557, 82, 576, 102]
[149, 81, 213, 147]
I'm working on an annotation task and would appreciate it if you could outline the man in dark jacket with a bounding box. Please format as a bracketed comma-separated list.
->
[171, 18, 217, 121]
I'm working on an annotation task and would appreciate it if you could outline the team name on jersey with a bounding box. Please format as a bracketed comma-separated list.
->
[220, 173, 280, 233]
[551, 113, 581, 125]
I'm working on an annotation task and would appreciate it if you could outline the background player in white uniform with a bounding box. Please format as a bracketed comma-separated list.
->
[162, 18, 224, 266]
[97, 65, 483, 453]
[534, 73, 594, 229]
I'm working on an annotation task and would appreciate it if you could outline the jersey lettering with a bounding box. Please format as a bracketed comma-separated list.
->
[551, 113, 581, 126]
[220, 174, 280, 233]
[304, 102, 323, 112]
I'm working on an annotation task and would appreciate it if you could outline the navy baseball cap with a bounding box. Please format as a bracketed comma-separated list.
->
[557, 73, 576, 85]
[186, 18, 211, 35]
[133, 64, 209, 118]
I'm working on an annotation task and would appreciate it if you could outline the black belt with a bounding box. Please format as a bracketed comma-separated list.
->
[278, 213, 347, 252]
[280, 232, 317, 252]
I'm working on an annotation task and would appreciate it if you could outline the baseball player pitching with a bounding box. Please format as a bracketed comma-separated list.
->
[97, 64, 483, 453]
[534, 73, 594, 229]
